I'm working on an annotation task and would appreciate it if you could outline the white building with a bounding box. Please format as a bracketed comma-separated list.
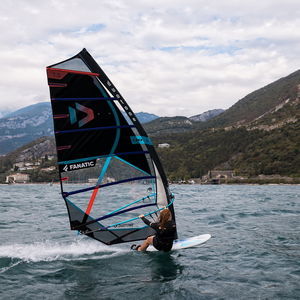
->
[13, 162, 25, 168]
[13, 161, 40, 171]
[40, 166, 56, 172]
[158, 143, 170, 148]
[6, 173, 30, 183]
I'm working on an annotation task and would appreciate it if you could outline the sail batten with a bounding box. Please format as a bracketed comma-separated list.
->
[55, 125, 135, 134]
[46, 48, 177, 245]
[52, 97, 119, 101]
[63, 175, 156, 196]
[57, 151, 150, 165]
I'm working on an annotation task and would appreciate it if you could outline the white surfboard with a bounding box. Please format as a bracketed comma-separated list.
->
[147, 234, 211, 251]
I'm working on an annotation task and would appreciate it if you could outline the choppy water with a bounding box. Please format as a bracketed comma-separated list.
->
[0, 184, 299, 299]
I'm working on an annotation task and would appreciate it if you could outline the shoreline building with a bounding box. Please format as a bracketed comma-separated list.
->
[6, 173, 30, 184]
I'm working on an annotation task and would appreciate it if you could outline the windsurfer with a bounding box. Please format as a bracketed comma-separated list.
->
[132, 208, 176, 252]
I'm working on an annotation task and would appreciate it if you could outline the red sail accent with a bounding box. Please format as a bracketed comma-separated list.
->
[47, 67, 99, 78]
[47, 68, 68, 80]
[57, 145, 72, 151]
[85, 186, 100, 215]
[53, 114, 69, 119]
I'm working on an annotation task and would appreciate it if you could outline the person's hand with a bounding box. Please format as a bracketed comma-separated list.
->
[139, 214, 144, 218]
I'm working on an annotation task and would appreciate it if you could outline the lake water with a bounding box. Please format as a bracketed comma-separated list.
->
[0, 184, 299, 299]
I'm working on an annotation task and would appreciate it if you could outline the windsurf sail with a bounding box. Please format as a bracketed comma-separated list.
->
[46, 48, 177, 245]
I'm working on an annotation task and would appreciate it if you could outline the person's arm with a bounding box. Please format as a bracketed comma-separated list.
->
[139, 215, 159, 230]
[140, 215, 151, 226]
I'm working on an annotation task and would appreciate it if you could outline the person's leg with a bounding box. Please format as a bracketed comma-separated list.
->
[138, 236, 154, 251]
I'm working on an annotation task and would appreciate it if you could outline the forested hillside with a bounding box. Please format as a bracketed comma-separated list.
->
[155, 121, 300, 180]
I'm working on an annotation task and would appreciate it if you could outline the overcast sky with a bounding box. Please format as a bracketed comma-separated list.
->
[0, 0, 299, 117]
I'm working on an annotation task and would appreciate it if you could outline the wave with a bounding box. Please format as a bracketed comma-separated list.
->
[0, 239, 127, 263]
[0, 260, 22, 274]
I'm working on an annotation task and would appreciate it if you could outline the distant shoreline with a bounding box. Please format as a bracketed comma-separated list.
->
[1, 182, 300, 186]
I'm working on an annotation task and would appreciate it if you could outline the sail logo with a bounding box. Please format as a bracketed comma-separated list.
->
[59, 160, 96, 173]
[68, 103, 94, 127]
[130, 136, 152, 145]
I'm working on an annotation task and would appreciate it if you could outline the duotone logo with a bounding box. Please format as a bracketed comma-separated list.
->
[68, 103, 94, 127]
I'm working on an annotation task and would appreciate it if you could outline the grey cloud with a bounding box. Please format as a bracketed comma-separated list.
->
[0, 0, 299, 116]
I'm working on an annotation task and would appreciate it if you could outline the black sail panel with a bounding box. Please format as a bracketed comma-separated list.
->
[46, 49, 177, 245]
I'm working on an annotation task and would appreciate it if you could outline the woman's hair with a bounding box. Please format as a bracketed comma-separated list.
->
[159, 208, 171, 229]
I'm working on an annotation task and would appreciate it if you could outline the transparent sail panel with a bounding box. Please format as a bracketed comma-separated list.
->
[62, 156, 154, 184]
[67, 180, 157, 226]
[61, 156, 157, 230]
[154, 162, 168, 208]
[52, 58, 91, 72]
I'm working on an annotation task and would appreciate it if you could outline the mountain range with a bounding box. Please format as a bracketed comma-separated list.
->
[153, 70, 300, 180]
[190, 109, 225, 122]
[0, 69, 299, 181]
[0, 103, 53, 155]
[204, 69, 300, 129]
[0, 102, 161, 155]
[0, 102, 223, 155]
[144, 70, 300, 135]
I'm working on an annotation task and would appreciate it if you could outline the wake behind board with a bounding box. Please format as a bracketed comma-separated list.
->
[147, 234, 211, 252]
